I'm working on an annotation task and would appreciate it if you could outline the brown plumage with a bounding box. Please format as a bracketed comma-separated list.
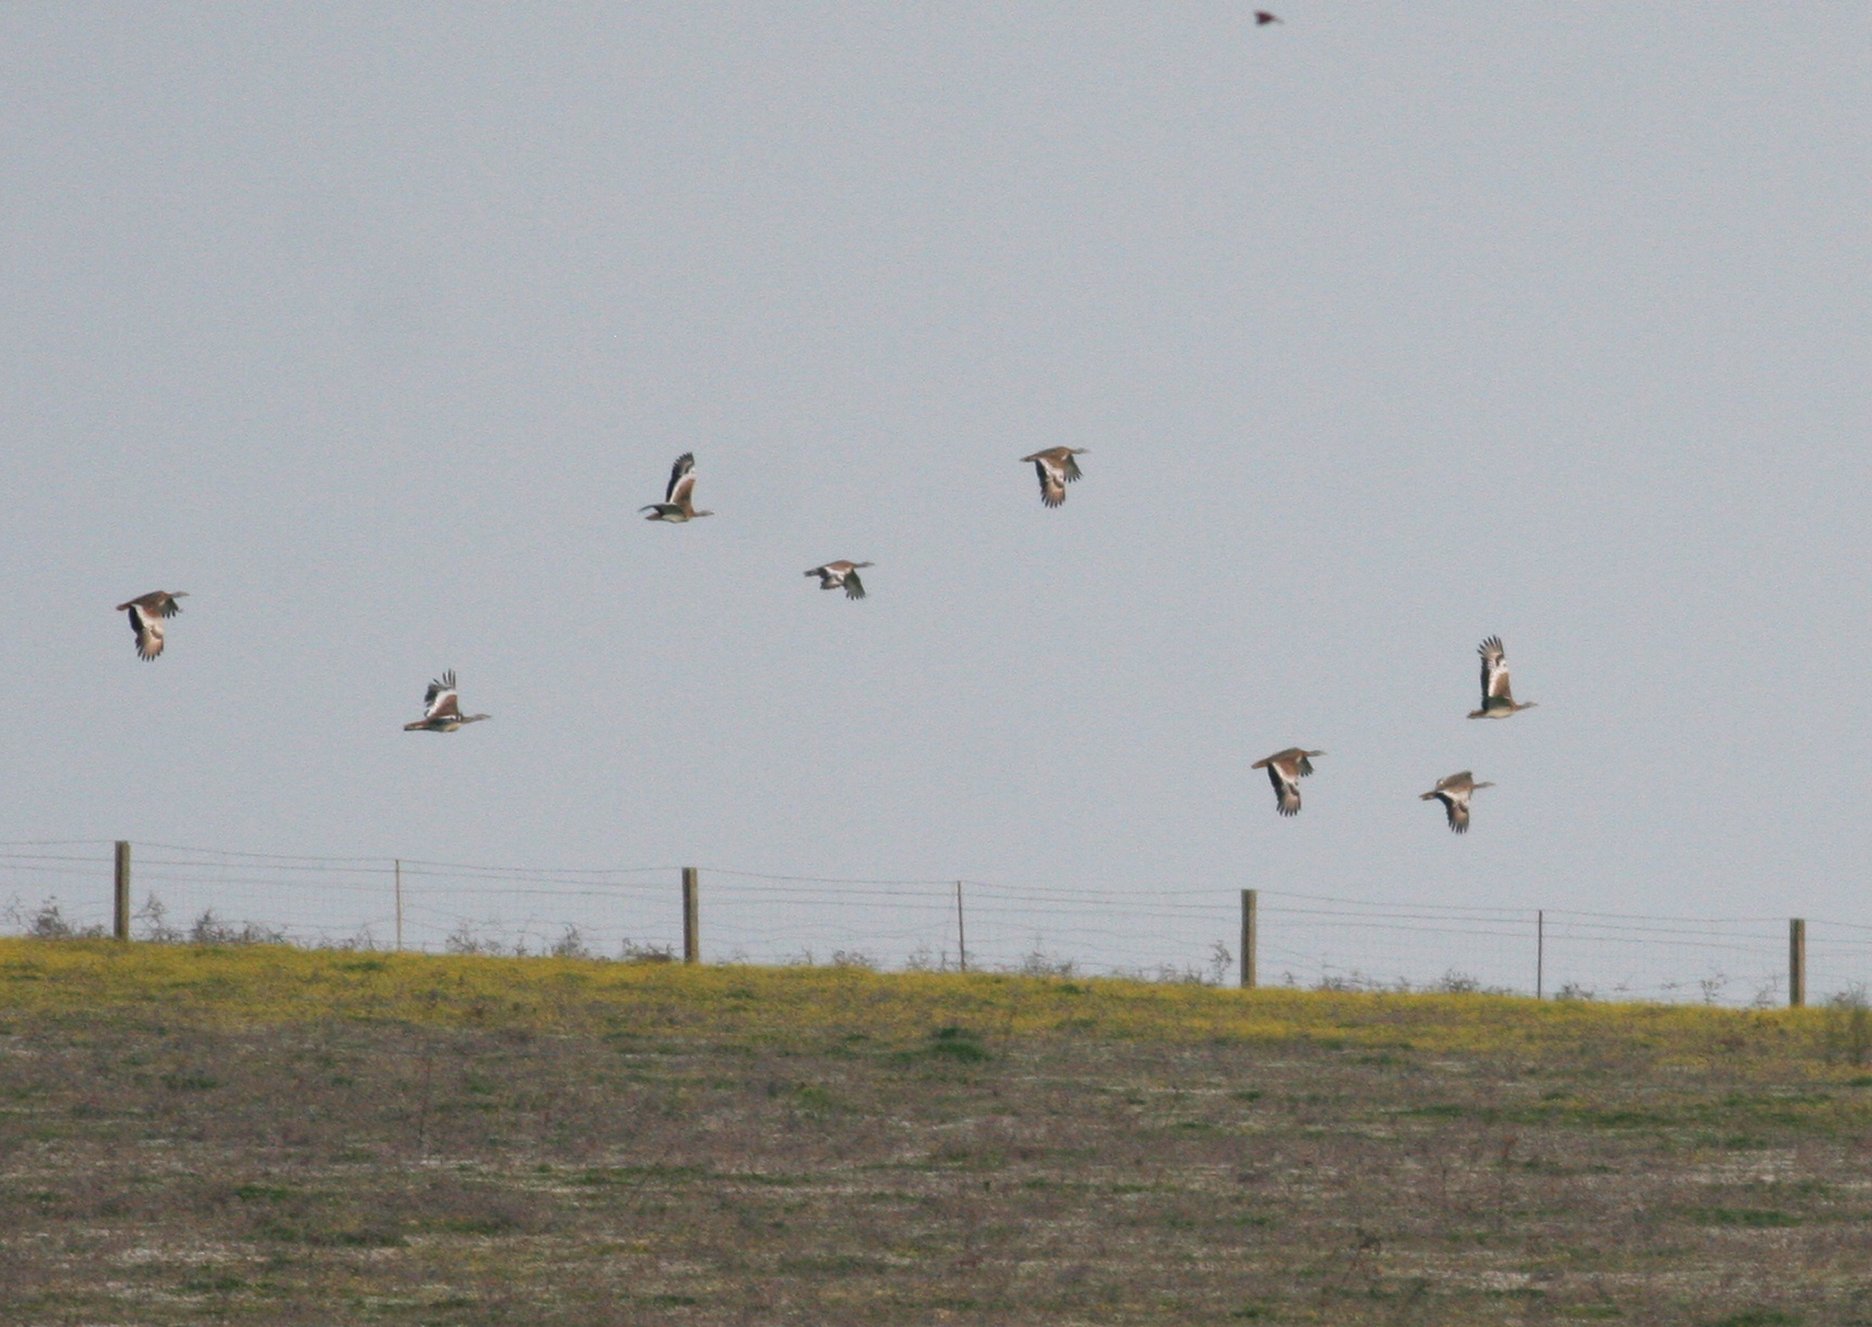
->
[1250, 748, 1325, 817]
[1420, 771, 1494, 834]
[1468, 635, 1538, 718]
[115, 591, 188, 661]
[403, 671, 491, 733]
[1255, 10, 1282, 24]
[1020, 447, 1089, 508]
[640, 452, 714, 522]
[805, 561, 873, 600]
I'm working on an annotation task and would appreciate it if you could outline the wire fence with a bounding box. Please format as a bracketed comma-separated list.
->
[3, 839, 1868, 1008]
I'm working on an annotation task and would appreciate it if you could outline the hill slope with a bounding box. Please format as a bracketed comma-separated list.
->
[2, 940, 1868, 1324]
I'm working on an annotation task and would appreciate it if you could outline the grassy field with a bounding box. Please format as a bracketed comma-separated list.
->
[2, 939, 1869, 1325]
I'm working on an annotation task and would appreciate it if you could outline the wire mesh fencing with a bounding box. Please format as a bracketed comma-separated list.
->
[0, 842, 118, 938]
[2, 839, 1868, 1007]
[1253, 893, 1827, 1007]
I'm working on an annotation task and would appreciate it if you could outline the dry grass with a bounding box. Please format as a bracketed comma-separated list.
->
[3, 939, 1870, 1325]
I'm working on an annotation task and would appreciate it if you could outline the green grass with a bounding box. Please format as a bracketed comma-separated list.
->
[1, 938, 1869, 1325]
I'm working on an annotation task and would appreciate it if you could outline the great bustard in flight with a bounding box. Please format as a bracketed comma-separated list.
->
[804, 561, 873, 600]
[1020, 447, 1089, 509]
[1420, 771, 1494, 834]
[1255, 10, 1282, 23]
[640, 453, 713, 522]
[1468, 635, 1537, 719]
[403, 671, 491, 732]
[1250, 748, 1325, 817]
[115, 591, 188, 661]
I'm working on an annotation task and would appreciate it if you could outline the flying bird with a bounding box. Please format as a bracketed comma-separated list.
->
[1250, 748, 1325, 817]
[1255, 10, 1282, 23]
[1468, 635, 1538, 718]
[1420, 771, 1494, 834]
[640, 452, 713, 522]
[115, 591, 188, 661]
[805, 561, 874, 600]
[403, 671, 491, 732]
[1020, 447, 1089, 509]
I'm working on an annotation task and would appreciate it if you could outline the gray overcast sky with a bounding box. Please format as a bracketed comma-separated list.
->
[4, 5, 1868, 976]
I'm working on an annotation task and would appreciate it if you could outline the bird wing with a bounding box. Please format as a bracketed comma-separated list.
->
[1428, 773, 1475, 832]
[1060, 453, 1084, 483]
[126, 604, 164, 660]
[1258, 758, 1302, 815]
[1443, 789, 1472, 833]
[1294, 753, 1316, 779]
[423, 672, 460, 720]
[1478, 636, 1513, 704]
[117, 592, 182, 658]
[665, 453, 695, 503]
[669, 471, 697, 510]
[843, 570, 866, 600]
[1033, 460, 1065, 507]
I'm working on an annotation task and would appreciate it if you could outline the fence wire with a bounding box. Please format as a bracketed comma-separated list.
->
[1, 841, 1867, 1006]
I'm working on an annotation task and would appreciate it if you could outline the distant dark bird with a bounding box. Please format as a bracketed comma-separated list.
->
[1020, 447, 1090, 509]
[1420, 771, 1494, 834]
[640, 452, 713, 522]
[403, 671, 491, 732]
[1255, 10, 1282, 24]
[1250, 748, 1325, 817]
[115, 591, 188, 661]
[1468, 635, 1538, 719]
[805, 561, 874, 600]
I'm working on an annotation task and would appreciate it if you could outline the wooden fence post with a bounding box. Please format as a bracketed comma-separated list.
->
[682, 868, 700, 965]
[1240, 889, 1257, 990]
[113, 841, 131, 942]
[955, 880, 967, 973]
[394, 859, 403, 952]
[1789, 918, 1806, 1009]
